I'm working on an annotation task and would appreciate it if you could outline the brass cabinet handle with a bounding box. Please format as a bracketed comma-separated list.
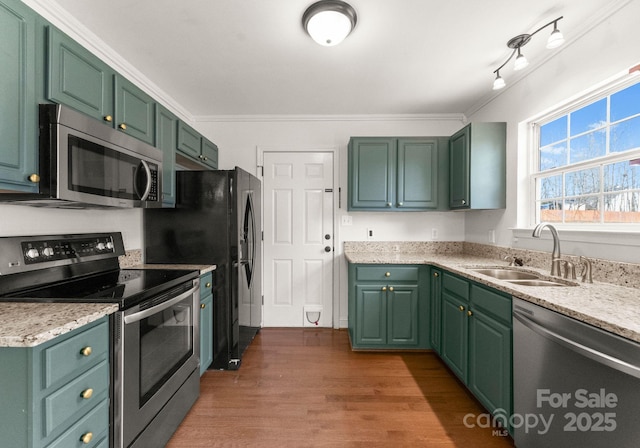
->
[389, 286, 394, 292]
[467, 310, 473, 317]
[28, 173, 40, 183]
[81, 432, 93, 444]
[80, 346, 92, 357]
[398, 202, 403, 206]
[81, 388, 94, 399]
[433, 272, 439, 278]
[386, 202, 392, 207]
[103, 115, 113, 122]
[203, 156, 208, 161]
[458, 305, 465, 312]
[381, 286, 387, 292]
[206, 282, 212, 288]
[118, 123, 127, 130]
[385, 272, 391, 277]
[461, 199, 467, 205]
[201, 303, 206, 309]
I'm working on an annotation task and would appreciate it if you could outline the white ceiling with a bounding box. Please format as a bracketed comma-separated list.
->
[47, 0, 620, 118]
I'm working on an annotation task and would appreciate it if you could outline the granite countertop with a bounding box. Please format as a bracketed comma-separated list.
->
[0, 303, 118, 348]
[345, 251, 640, 344]
[134, 263, 216, 274]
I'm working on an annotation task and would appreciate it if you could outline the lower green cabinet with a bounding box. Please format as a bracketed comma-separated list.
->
[348, 264, 428, 349]
[0, 317, 110, 448]
[429, 267, 442, 353]
[437, 271, 513, 432]
[199, 271, 214, 375]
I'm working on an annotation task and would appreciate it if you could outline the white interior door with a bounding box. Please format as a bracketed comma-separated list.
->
[263, 152, 334, 327]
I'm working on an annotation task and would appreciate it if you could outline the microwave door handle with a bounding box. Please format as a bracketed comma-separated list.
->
[138, 160, 152, 201]
[124, 284, 198, 324]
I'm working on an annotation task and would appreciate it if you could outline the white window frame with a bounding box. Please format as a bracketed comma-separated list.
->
[526, 74, 640, 231]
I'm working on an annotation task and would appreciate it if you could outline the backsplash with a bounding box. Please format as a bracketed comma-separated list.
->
[344, 241, 640, 289]
[119, 249, 142, 268]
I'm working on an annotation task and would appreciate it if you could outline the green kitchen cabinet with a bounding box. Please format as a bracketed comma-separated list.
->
[348, 264, 429, 349]
[449, 122, 506, 210]
[47, 26, 156, 146]
[177, 121, 219, 170]
[437, 270, 513, 432]
[348, 137, 448, 211]
[0, 0, 38, 192]
[440, 272, 469, 380]
[199, 272, 214, 375]
[155, 104, 178, 207]
[0, 317, 110, 448]
[429, 267, 443, 354]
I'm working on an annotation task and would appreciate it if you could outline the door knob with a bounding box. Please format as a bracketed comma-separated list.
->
[324, 246, 331, 252]
[325, 234, 331, 240]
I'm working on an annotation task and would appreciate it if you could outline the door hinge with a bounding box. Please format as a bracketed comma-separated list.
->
[338, 187, 342, 208]
[262, 295, 264, 305]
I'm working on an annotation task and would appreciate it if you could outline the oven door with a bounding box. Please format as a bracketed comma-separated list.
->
[114, 279, 200, 448]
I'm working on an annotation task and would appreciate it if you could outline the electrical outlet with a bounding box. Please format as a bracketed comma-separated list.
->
[488, 229, 496, 244]
[341, 215, 353, 226]
[367, 228, 374, 240]
[431, 228, 438, 240]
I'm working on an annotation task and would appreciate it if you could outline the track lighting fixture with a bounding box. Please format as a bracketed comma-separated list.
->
[492, 16, 564, 90]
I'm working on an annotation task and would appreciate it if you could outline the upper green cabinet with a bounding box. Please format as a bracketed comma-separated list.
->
[155, 104, 178, 207]
[348, 137, 448, 211]
[0, 0, 38, 192]
[177, 121, 218, 169]
[47, 26, 156, 146]
[449, 122, 506, 210]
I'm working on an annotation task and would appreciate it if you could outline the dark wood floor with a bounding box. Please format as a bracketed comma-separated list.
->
[167, 328, 515, 447]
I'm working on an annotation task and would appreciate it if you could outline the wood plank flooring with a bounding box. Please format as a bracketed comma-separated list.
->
[167, 328, 515, 448]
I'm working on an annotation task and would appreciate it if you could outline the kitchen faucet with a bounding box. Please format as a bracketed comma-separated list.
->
[532, 222, 562, 276]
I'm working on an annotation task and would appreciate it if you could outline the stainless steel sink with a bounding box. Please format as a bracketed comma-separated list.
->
[469, 268, 540, 280]
[506, 279, 570, 287]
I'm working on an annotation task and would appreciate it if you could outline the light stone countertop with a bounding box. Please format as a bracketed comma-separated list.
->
[345, 251, 640, 344]
[0, 302, 118, 348]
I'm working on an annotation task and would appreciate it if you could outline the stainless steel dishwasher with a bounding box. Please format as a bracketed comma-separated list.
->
[512, 297, 640, 447]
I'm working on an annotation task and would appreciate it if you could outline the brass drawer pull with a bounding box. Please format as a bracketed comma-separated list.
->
[80, 346, 92, 357]
[458, 305, 465, 312]
[381, 286, 387, 292]
[118, 123, 127, 130]
[201, 303, 206, 309]
[81, 432, 93, 444]
[103, 115, 113, 122]
[81, 388, 94, 399]
[433, 272, 439, 277]
[206, 282, 212, 288]
[385, 272, 391, 277]
[389, 286, 394, 292]
[29, 173, 40, 183]
[467, 310, 473, 317]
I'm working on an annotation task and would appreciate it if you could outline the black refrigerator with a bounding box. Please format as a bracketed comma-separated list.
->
[144, 167, 262, 370]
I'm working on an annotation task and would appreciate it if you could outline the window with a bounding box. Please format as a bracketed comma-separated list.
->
[533, 80, 640, 225]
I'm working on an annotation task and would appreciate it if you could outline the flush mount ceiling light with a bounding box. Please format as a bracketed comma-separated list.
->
[492, 16, 565, 90]
[302, 0, 357, 46]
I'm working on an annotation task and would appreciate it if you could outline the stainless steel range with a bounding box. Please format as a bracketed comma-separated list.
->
[0, 232, 200, 448]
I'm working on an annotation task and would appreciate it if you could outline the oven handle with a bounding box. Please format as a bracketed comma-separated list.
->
[513, 309, 640, 379]
[124, 284, 198, 324]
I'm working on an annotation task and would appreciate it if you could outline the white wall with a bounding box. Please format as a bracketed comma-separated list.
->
[465, 0, 640, 263]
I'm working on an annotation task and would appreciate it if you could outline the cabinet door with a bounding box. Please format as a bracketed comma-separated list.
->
[440, 291, 468, 381]
[201, 138, 218, 169]
[199, 293, 213, 375]
[449, 125, 470, 209]
[115, 75, 155, 145]
[387, 284, 419, 346]
[397, 138, 438, 209]
[47, 26, 114, 125]
[177, 121, 202, 160]
[468, 307, 512, 427]
[155, 105, 177, 207]
[429, 269, 442, 353]
[0, 0, 37, 192]
[355, 285, 386, 345]
[348, 138, 396, 209]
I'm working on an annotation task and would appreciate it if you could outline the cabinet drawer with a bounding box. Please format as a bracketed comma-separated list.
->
[470, 285, 511, 323]
[43, 320, 108, 389]
[200, 272, 213, 297]
[355, 266, 419, 282]
[443, 272, 469, 300]
[46, 398, 108, 448]
[44, 360, 109, 436]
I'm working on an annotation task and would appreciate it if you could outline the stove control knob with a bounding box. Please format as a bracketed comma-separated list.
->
[42, 247, 54, 257]
[96, 243, 106, 251]
[106, 241, 114, 250]
[25, 248, 39, 259]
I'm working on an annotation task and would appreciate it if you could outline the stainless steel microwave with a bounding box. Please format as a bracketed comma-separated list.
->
[1, 104, 163, 208]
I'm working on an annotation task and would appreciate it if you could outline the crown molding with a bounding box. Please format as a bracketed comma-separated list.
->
[193, 113, 467, 123]
[22, 0, 195, 122]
